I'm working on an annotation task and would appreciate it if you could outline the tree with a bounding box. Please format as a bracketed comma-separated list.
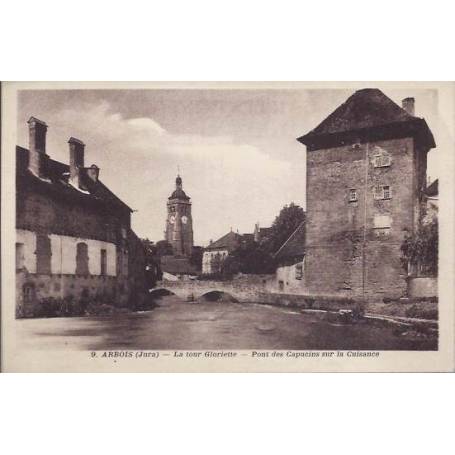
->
[141, 238, 155, 257]
[228, 242, 276, 275]
[189, 246, 203, 271]
[220, 254, 241, 279]
[401, 217, 438, 276]
[263, 202, 306, 254]
[140, 238, 162, 288]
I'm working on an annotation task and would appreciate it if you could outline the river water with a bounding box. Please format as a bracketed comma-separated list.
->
[16, 296, 437, 351]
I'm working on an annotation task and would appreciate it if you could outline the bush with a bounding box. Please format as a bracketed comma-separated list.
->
[133, 292, 158, 312]
[405, 304, 438, 320]
[34, 297, 61, 318]
[401, 217, 438, 276]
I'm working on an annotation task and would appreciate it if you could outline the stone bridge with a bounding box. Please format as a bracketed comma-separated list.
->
[152, 275, 274, 303]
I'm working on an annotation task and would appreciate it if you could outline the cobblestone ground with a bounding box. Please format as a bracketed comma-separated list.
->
[16, 296, 437, 351]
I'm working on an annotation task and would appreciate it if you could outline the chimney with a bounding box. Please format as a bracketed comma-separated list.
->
[27, 117, 48, 178]
[402, 97, 415, 116]
[87, 164, 100, 182]
[254, 222, 260, 242]
[68, 137, 85, 188]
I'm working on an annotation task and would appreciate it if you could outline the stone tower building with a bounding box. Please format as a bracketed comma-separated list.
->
[165, 175, 194, 257]
[297, 89, 435, 300]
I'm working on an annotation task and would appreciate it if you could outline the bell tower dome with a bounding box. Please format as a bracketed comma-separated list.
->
[165, 174, 194, 257]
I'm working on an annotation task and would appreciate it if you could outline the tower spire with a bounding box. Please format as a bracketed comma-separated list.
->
[176, 165, 182, 188]
[176, 174, 182, 188]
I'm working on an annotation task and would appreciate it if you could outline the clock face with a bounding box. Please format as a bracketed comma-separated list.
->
[182, 215, 188, 224]
[169, 215, 175, 224]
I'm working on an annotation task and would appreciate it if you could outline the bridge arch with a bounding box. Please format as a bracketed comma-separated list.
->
[199, 290, 239, 303]
[149, 288, 175, 297]
[148, 287, 185, 301]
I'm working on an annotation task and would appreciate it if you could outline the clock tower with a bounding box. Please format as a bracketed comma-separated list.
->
[165, 174, 194, 257]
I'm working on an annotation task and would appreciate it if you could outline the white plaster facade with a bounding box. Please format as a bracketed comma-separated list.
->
[274, 260, 304, 294]
[16, 229, 117, 276]
[202, 249, 229, 274]
[16, 229, 37, 273]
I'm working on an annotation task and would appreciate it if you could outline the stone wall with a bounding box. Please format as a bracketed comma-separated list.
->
[16, 270, 130, 318]
[408, 277, 438, 298]
[159, 274, 274, 302]
[274, 261, 304, 294]
[305, 137, 424, 300]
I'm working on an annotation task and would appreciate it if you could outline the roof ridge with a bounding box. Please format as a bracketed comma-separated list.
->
[297, 88, 435, 150]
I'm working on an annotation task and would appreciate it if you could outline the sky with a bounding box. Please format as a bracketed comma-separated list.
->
[17, 87, 443, 246]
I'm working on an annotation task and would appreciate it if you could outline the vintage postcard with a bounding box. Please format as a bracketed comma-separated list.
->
[1, 81, 454, 372]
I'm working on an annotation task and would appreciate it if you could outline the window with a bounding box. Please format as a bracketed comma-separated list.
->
[35, 234, 51, 274]
[100, 249, 107, 276]
[374, 154, 392, 168]
[23, 284, 36, 304]
[349, 189, 358, 202]
[278, 280, 284, 291]
[122, 250, 128, 276]
[76, 242, 89, 275]
[16, 243, 25, 270]
[374, 185, 392, 200]
[383, 185, 391, 199]
[372, 146, 392, 168]
[295, 263, 303, 280]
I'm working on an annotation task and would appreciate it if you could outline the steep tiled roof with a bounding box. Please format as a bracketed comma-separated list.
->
[16, 146, 132, 213]
[298, 88, 435, 151]
[241, 233, 255, 243]
[274, 222, 305, 260]
[205, 231, 242, 252]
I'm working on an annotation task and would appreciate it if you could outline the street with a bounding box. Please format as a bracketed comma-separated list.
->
[16, 296, 437, 351]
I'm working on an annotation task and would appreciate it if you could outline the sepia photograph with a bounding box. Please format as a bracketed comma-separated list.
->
[1, 81, 454, 372]
[2, 5, 455, 455]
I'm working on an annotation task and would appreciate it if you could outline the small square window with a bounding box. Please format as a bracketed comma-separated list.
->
[374, 185, 392, 200]
[349, 189, 358, 202]
[373, 150, 392, 168]
[383, 185, 391, 199]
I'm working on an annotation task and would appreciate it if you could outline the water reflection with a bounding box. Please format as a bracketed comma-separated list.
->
[16, 296, 437, 351]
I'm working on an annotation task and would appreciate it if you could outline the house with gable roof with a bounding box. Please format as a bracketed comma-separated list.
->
[16, 117, 146, 317]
